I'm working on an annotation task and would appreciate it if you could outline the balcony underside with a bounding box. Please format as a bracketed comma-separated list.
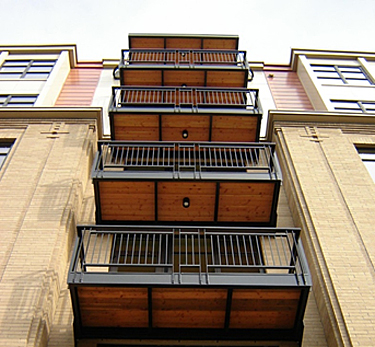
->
[110, 112, 261, 142]
[68, 226, 310, 342]
[129, 34, 239, 50]
[120, 68, 248, 88]
[71, 286, 307, 341]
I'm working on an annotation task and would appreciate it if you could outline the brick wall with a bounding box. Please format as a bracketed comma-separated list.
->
[273, 123, 375, 347]
[0, 120, 96, 347]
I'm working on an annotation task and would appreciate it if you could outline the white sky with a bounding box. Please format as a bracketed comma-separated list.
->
[2, 0, 375, 64]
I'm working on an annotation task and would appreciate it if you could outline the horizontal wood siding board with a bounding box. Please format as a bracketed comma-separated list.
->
[55, 68, 101, 106]
[266, 71, 314, 111]
[77, 286, 301, 330]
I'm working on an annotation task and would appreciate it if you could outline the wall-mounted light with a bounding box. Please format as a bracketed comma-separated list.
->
[182, 129, 189, 139]
[182, 197, 190, 208]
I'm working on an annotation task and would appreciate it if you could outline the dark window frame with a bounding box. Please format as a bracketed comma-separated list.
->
[0, 94, 38, 107]
[0, 139, 15, 170]
[331, 100, 375, 113]
[0, 59, 56, 80]
[357, 147, 375, 183]
[311, 64, 374, 86]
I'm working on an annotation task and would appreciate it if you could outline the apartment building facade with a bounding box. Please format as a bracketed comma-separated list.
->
[0, 38, 374, 347]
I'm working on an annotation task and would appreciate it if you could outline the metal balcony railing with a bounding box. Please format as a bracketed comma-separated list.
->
[68, 225, 310, 286]
[121, 49, 249, 69]
[109, 86, 260, 113]
[92, 141, 281, 180]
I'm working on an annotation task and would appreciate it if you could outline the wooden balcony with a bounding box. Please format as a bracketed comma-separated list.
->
[129, 34, 239, 50]
[68, 225, 311, 342]
[92, 141, 281, 226]
[119, 49, 251, 87]
[109, 86, 262, 142]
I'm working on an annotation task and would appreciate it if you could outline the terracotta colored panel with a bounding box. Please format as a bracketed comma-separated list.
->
[122, 70, 162, 86]
[218, 182, 275, 222]
[78, 287, 149, 328]
[153, 288, 227, 328]
[55, 68, 101, 106]
[99, 181, 155, 221]
[163, 70, 205, 87]
[230, 289, 300, 329]
[211, 115, 258, 142]
[161, 115, 210, 141]
[206, 70, 246, 87]
[266, 71, 314, 110]
[158, 182, 216, 221]
[113, 114, 159, 141]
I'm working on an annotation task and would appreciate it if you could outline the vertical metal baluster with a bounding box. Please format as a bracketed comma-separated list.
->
[230, 235, 235, 266]
[90, 233, 98, 264]
[249, 235, 256, 265]
[223, 235, 229, 266]
[242, 235, 249, 266]
[256, 235, 263, 266]
[267, 235, 275, 267]
[280, 233, 289, 267]
[117, 233, 123, 264]
[236, 234, 242, 266]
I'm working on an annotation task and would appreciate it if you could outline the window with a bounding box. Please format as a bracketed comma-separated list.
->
[0, 95, 37, 107]
[0, 140, 14, 169]
[0, 59, 56, 80]
[331, 100, 375, 113]
[311, 64, 373, 86]
[357, 148, 375, 182]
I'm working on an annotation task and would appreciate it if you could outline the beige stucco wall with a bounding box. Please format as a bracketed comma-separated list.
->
[0, 119, 96, 347]
[272, 122, 375, 347]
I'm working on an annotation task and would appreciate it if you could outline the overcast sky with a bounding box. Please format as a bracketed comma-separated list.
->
[2, 0, 375, 64]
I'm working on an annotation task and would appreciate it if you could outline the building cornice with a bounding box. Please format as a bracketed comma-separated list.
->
[266, 110, 375, 141]
[0, 107, 104, 139]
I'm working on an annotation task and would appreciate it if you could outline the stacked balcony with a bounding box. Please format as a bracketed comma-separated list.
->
[69, 225, 310, 341]
[92, 141, 281, 226]
[69, 34, 310, 345]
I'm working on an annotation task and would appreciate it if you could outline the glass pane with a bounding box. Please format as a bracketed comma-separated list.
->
[0, 66, 25, 72]
[359, 152, 375, 160]
[23, 73, 49, 79]
[363, 161, 375, 182]
[6, 103, 33, 107]
[347, 79, 372, 86]
[332, 101, 360, 108]
[0, 155, 5, 168]
[0, 147, 10, 154]
[0, 73, 22, 78]
[318, 78, 344, 85]
[311, 65, 336, 72]
[32, 61, 56, 66]
[2, 60, 29, 66]
[28, 66, 53, 72]
[316, 71, 340, 79]
[10, 96, 36, 102]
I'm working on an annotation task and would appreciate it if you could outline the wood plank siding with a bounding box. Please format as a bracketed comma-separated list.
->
[112, 113, 259, 142]
[55, 67, 101, 107]
[265, 70, 314, 110]
[97, 181, 278, 224]
[76, 286, 301, 330]
[129, 36, 238, 50]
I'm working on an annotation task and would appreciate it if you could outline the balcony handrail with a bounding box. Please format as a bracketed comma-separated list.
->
[121, 48, 248, 68]
[69, 225, 310, 286]
[92, 141, 281, 180]
[109, 86, 260, 113]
